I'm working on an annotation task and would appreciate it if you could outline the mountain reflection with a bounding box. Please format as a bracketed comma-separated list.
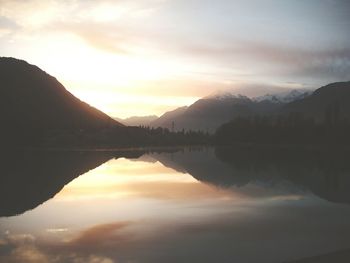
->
[149, 146, 350, 205]
[1, 146, 350, 218]
[0, 150, 145, 217]
[216, 146, 350, 205]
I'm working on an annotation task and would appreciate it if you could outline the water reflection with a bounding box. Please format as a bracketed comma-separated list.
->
[216, 146, 350, 205]
[57, 157, 237, 203]
[152, 146, 350, 205]
[0, 150, 145, 217]
[1, 147, 350, 263]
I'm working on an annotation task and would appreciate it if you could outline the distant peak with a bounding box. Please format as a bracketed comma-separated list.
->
[205, 91, 250, 101]
[253, 89, 313, 103]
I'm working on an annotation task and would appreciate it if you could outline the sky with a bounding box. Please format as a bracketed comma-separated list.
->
[0, 0, 349, 118]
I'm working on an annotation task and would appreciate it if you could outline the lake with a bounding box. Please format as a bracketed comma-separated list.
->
[1, 147, 350, 263]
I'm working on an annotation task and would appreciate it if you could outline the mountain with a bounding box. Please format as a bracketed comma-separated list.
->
[254, 89, 312, 103]
[287, 248, 350, 263]
[215, 81, 350, 145]
[150, 83, 348, 134]
[0, 57, 122, 144]
[150, 95, 280, 133]
[115, 115, 158, 126]
[150, 106, 188, 130]
[282, 81, 350, 122]
[149, 89, 312, 133]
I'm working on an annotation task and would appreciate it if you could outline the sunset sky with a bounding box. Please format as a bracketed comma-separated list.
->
[1, 0, 349, 118]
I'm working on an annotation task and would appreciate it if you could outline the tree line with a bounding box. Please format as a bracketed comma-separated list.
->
[215, 111, 350, 145]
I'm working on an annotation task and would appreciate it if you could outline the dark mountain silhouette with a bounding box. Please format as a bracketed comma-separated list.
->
[150, 96, 280, 133]
[282, 81, 350, 122]
[150, 106, 188, 130]
[0, 57, 122, 145]
[147, 82, 348, 136]
[0, 57, 208, 147]
[115, 115, 158, 126]
[149, 89, 311, 133]
[0, 149, 146, 217]
[215, 81, 350, 145]
[286, 248, 350, 263]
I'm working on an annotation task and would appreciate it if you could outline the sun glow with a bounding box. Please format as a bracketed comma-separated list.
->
[17, 33, 198, 118]
[1, 0, 348, 118]
[69, 89, 198, 118]
[55, 157, 195, 200]
[32, 34, 179, 85]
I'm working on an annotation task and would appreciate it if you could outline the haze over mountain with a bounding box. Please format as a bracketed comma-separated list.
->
[115, 115, 158, 126]
[150, 106, 188, 130]
[0, 57, 122, 144]
[254, 89, 312, 103]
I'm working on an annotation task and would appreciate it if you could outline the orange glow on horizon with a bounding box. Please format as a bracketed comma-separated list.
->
[56, 158, 238, 202]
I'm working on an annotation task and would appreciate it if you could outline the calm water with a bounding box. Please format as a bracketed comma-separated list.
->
[1, 147, 350, 263]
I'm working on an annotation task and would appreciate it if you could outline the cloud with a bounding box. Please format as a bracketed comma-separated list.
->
[68, 222, 131, 248]
[0, 16, 19, 30]
[0, 232, 116, 263]
[2, 203, 350, 263]
[5, 234, 36, 245]
[173, 39, 350, 82]
[69, 254, 114, 263]
[0, 234, 47, 263]
[290, 53, 350, 80]
[0, 16, 20, 37]
[9, 245, 49, 263]
[48, 21, 132, 54]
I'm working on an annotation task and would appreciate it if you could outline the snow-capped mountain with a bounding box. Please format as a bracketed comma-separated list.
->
[254, 89, 313, 103]
[148, 88, 315, 133]
[205, 91, 251, 101]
